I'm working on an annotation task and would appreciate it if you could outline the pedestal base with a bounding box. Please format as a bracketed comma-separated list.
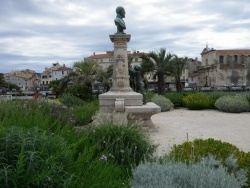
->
[125, 102, 161, 129]
[99, 91, 143, 112]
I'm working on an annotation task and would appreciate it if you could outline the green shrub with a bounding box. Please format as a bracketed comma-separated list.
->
[208, 92, 226, 101]
[131, 155, 248, 188]
[65, 84, 93, 101]
[169, 138, 250, 186]
[71, 99, 99, 126]
[0, 126, 129, 188]
[59, 93, 86, 107]
[85, 123, 156, 168]
[151, 94, 174, 112]
[70, 136, 129, 188]
[215, 95, 249, 113]
[0, 126, 72, 187]
[145, 91, 155, 102]
[164, 92, 184, 107]
[0, 100, 73, 133]
[182, 93, 215, 110]
[243, 93, 250, 105]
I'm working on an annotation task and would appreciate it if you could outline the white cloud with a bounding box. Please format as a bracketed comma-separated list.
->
[0, 0, 249, 73]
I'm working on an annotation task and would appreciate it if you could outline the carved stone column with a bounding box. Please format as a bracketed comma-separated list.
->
[109, 34, 132, 92]
[99, 34, 143, 112]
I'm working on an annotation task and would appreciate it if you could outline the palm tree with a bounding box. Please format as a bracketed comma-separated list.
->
[70, 59, 99, 96]
[169, 56, 188, 92]
[96, 65, 113, 92]
[141, 48, 175, 94]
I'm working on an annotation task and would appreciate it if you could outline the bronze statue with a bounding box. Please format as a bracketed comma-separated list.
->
[129, 64, 147, 104]
[114, 6, 126, 34]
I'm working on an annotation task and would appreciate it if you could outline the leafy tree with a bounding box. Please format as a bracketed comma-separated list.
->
[95, 65, 113, 92]
[60, 60, 99, 100]
[0, 74, 19, 92]
[141, 48, 174, 94]
[169, 56, 188, 92]
[0, 73, 7, 88]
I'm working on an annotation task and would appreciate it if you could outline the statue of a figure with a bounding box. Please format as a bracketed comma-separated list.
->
[129, 64, 147, 104]
[114, 6, 126, 34]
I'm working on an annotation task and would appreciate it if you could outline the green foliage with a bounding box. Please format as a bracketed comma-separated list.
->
[151, 94, 174, 112]
[182, 93, 215, 110]
[141, 48, 175, 94]
[0, 100, 131, 187]
[65, 84, 93, 101]
[71, 99, 99, 126]
[70, 136, 129, 188]
[0, 126, 72, 187]
[164, 92, 184, 107]
[85, 123, 156, 168]
[0, 100, 73, 133]
[130, 155, 248, 188]
[243, 93, 250, 105]
[145, 91, 155, 102]
[169, 138, 250, 186]
[59, 93, 86, 107]
[215, 95, 250, 113]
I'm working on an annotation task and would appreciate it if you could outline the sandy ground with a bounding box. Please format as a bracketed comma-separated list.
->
[150, 109, 250, 156]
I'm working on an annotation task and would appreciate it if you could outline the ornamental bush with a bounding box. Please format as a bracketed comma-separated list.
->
[0, 126, 72, 187]
[151, 94, 174, 112]
[182, 93, 215, 110]
[215, 95, 249, 113]
[84, 123, 156, 168]
[169, 138, 250, 186]
[71, 99, 99, 126]
[59, 93, 86, 107]
[131, 155, 248, 188]
[164, 92, 184, 107]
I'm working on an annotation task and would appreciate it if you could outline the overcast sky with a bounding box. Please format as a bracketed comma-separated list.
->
[0, 0, 250, 73]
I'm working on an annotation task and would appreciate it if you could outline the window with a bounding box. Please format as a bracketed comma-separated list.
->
[46, 81, 48, 84]
[234, 55, 238, 64]
[62, 71, 64, 75]
[219, 56, 224, 64]
[206, 59, 208, 65]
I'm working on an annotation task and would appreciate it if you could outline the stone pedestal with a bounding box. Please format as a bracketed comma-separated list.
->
[98, 33, 161, 128]
[99, 34, 143, 112]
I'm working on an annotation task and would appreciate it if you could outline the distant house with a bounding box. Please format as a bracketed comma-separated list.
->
[86, 51, 114, 70]
[4, 69, 40, 91]
[198, 46, 250, 86]
[40, 62, 72, 90]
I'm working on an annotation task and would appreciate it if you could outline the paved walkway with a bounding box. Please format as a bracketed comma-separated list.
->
[150, 109, 250, 156]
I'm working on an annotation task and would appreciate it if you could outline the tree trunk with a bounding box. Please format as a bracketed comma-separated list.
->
[157, 73, 165, 94]
[176, 77, 182, 92]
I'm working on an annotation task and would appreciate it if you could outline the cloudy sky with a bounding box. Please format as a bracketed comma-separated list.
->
[1, 0, 250, 73]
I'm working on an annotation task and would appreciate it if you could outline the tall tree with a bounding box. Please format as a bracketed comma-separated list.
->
[95, 65, 113, 92]
[141, 48, 174, 94]
[0, 73, 7, 88]
[70, 59, 99, 96]
[169, 56, 188, 92]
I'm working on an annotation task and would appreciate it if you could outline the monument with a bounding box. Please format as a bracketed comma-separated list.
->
[98, 6, 160, 127]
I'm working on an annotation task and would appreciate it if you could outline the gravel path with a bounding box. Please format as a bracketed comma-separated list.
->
[150, 109, 250, 156]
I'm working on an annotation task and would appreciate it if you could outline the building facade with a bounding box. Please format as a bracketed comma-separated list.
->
[4, 69, 40, 91]
[197, 46, 250, 87]
[40, 62, 72, 90]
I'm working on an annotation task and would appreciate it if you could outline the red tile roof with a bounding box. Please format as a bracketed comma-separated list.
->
[56, 67, 72, 71]
[216, 49, 250, 55]
[87, 51, 114, 59]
